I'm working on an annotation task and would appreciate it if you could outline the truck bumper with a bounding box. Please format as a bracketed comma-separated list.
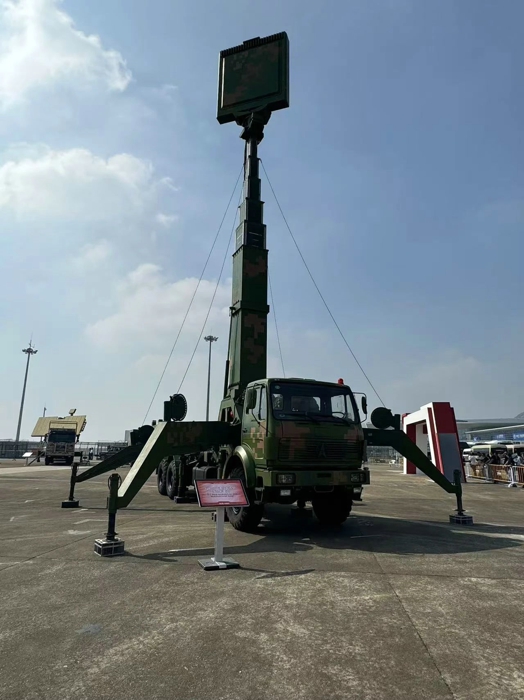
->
[255, 467, 370, 488]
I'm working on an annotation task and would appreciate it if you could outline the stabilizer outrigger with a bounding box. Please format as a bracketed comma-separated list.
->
[72, 409, 464, 506]
[70, 420, 238, 508]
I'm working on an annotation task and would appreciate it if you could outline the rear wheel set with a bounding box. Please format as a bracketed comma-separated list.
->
[166, 459, 180, 500]
[157, 457, 170, 496]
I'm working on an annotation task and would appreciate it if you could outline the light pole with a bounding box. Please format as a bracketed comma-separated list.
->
[40, 405, 46, 449]
[15, 341, 38, 458]
[204, 335, 218, 422]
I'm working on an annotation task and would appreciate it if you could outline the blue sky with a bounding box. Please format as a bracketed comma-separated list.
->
[1, 0, 523, 441]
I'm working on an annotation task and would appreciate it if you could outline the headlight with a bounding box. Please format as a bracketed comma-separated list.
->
[277, 473, 296, 485]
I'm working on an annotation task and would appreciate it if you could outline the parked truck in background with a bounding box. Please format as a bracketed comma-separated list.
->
[45, 422, 77, 465]
[31, 414, 87, 466]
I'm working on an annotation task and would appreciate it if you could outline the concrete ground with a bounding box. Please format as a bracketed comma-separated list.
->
[1, 463, 524, 700]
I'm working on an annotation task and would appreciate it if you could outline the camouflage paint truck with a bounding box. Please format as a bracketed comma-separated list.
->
[78, 33, 463, 530]
[150, 35, 369, 529]
[156, 378, 368, 529]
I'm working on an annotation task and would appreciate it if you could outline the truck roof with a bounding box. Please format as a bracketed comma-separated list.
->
[261, 378, 350, 388]
[31, 416, 87, 437]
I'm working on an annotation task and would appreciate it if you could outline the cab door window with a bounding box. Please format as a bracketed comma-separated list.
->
[244, 386, 261, 422]
[244, 386, 267, 424]
[259, 386, 267, 421]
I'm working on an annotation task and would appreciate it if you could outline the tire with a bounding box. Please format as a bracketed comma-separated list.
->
[45, 456, 50, 466]
[225, 465, 263, 532]
[312, 489, 352, 526]
[157, 458, 168, 495]
[166, 460, 179, 500]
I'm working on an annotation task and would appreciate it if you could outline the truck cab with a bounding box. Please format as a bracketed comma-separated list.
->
[223, 377, 369, 529]
[45, 427, 77, 465]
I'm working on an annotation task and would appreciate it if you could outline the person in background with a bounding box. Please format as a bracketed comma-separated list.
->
[489, 451, 500, 465]
[513, 452, 522, 486]
[480, 453, 491, 481]
[486, 451, 500, 483]
[505, 451, 517, 487]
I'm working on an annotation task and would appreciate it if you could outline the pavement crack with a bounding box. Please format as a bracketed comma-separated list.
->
[369, 545, 457, 699]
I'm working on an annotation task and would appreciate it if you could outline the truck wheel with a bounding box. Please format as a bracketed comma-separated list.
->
[166, 461, 179, 500]
[312, 489, 352, 526]
[157, 458, 168, 495]
[225, 465, 263, 532]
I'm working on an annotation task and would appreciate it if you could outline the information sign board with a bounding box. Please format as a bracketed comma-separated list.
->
[195, 479, 249, 508]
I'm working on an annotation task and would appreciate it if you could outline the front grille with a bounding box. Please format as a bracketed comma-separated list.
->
[278, 438, 361, 462]
[49, 445, 70, 454]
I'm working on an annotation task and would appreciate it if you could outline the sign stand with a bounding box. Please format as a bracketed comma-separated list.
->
[195, 479, 248, 571]
[199, 506, 239, 571]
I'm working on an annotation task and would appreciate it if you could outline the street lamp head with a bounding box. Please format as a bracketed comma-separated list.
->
[204, 335, 219, 343]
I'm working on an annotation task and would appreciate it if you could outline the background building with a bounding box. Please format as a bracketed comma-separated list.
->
[457, 413, 524, 443]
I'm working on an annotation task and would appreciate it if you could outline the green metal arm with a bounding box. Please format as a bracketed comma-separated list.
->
[75, 444, 143, 483]
[364, 428, 459, 495]
[116, 420, 239, 509]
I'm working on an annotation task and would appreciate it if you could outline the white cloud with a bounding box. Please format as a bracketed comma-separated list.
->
[0, 144, 175, 224]
[155, 212, 178, 228]
[85, 264, 231, 352]
[159, 176, 179, 193]
[0, 0, 131, 109]
[72, 239, 112, 270]
[150, 83, 178, 102]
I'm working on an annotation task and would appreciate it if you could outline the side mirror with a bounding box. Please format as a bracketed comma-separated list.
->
[361, 396, 368, 415]
[245, 387, 257, 411]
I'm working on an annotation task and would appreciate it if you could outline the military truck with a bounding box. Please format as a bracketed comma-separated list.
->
[76, 32, 464, 530]
[32, 414, 86, 466]
[156, 377, 369, 528]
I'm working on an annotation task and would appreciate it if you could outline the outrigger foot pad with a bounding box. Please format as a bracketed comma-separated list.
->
[94, 538, 125, 557]
[449, 513, 474, 525]
[61, 499, 79, 508]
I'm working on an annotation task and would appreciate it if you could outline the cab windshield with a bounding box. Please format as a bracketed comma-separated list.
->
[270, 382, 357, 423]
[48, 431, 76, 443]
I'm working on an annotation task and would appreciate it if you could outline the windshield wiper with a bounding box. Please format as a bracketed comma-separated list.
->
[317, 413, 353, 425]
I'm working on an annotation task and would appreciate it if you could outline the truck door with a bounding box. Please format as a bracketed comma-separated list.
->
[243, 384, 267, 464]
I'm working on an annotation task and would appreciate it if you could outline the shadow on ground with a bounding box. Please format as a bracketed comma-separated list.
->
[123, 509, 523, 566]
